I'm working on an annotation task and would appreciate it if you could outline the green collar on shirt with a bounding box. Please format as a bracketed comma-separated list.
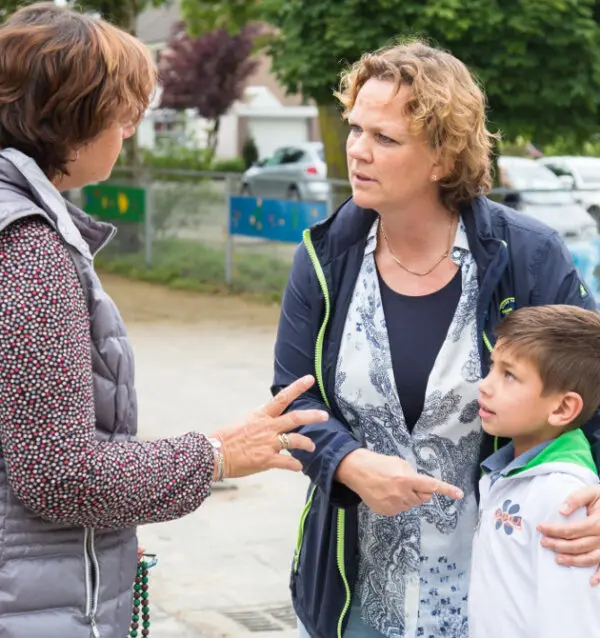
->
[509, 429, 597, 476]
[481, 428, 597, 478]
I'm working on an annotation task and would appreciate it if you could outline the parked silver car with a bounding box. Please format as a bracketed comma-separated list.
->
[241, 142, 329, 201]
[497, 156, 596, 241]
[537, 156, 600, 230]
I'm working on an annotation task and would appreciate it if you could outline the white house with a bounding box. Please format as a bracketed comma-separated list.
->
[136, 0, 320, 160]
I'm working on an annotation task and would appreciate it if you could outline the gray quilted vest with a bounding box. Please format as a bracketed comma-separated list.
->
[0, 149, 138, 638]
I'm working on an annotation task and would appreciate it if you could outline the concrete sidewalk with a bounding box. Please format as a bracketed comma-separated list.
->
[126, 311, 307, 638]
[144, 472, 306, 638]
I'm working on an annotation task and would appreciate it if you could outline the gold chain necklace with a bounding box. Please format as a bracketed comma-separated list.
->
[379, 214, 456, 277]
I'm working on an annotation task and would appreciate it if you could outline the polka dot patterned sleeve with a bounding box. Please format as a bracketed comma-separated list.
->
[0, 218, 215, 528]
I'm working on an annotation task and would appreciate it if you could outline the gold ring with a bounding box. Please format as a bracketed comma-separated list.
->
[278, 433, 290, 451]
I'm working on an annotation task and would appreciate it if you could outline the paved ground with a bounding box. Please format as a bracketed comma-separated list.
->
[103, 273, 306, 638]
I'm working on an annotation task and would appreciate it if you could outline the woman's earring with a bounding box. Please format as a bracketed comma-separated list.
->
[431, 174, 437, 182]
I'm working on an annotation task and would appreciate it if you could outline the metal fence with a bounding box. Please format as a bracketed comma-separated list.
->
[71, 167, 351, 300]
[72, 169, 600, 303]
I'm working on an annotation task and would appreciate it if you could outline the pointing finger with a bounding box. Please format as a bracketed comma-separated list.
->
[411, 474, 463, 500]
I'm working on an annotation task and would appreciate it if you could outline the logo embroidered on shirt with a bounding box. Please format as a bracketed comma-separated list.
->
[494, 499, 522, 535]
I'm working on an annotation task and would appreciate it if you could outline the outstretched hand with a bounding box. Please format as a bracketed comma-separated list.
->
[213, 375, 327, 478]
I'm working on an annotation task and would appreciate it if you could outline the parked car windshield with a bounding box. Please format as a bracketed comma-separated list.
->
[499, 157, 573, 205]
[264, 148, 288, 166]
[569, 158, 600, 185]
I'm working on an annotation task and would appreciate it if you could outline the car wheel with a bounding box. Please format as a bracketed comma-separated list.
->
[287, 185, 301, 201]
[588, 206, 600, 233]
[241, 183, 252, 196]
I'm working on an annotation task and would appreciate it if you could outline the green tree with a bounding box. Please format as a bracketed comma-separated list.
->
[181, 0, 600, 182]
[0, 0, 166, 31]
[181, 0, 261, 36]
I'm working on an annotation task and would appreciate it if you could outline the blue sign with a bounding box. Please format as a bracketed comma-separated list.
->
[569, 238, 600, 305]
[229, 197, 328, 243]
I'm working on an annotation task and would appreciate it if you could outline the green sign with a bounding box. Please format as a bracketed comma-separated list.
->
[82, 184, 146, 223]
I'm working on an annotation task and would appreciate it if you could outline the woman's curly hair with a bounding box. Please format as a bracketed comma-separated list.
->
[336, 40, 499, 211]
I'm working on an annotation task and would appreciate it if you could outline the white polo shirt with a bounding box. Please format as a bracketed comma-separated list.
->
[468, 429, 600, 638]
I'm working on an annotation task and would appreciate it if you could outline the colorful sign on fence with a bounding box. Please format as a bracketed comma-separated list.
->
[229, 196, 327, 244]
[82, 184, 146, 223]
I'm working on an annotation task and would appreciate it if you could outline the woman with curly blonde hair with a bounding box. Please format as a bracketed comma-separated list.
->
[272, 41, 600, 638]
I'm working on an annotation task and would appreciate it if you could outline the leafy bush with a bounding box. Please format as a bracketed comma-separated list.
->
[242, 136, 259, 169]
[140, 146, 213, 173]
[542, 135, 600, 158]
[120, 146, 246, 177]
[212, 157, 246, 173]
[499, 134, 600, 159]
[95, 238, 291, 303]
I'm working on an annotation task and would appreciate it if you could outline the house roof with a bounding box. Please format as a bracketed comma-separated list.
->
[136, 0, 180, 46]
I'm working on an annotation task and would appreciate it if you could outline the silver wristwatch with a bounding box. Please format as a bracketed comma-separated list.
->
[207, 437, 225, 483]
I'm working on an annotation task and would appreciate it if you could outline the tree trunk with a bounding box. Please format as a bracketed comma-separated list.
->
[318, 102, 351, 208]
[318, 102, 347, 179]
[112, 1, 143, 253]
[123, 1, 141, 183]
[490, 135, 501, 188]
[206, 117, 221, 164]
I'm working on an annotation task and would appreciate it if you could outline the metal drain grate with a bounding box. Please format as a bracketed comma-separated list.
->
[264, 605, 297, 628]
[222, 603, 297, 632]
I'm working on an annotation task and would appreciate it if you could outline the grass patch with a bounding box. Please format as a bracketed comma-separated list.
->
[95, 238, 291, 304]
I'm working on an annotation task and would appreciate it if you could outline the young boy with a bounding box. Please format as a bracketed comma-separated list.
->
[468, 305, 600, 638]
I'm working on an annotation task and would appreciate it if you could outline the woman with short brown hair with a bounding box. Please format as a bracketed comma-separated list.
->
[0, 4, 323, 637]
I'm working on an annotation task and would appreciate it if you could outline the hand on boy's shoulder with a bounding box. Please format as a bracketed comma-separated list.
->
[533, 473, 595, 526]
[532, 473, 600, 579]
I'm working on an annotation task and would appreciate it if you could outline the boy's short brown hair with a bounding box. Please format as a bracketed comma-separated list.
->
[495, 305, 600, 427]
[0, 2, 156, 179]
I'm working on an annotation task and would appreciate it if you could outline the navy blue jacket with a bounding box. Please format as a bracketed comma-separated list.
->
[272, 196, 600, 638]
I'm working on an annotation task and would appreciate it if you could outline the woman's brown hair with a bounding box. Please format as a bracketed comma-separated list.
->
[0, 2, 157, 179]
